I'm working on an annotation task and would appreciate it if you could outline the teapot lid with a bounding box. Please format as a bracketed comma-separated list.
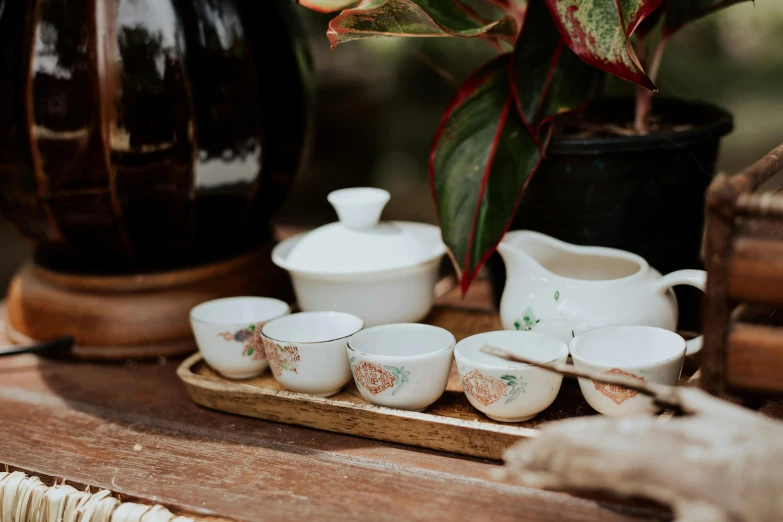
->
[283, 188, 440, 274]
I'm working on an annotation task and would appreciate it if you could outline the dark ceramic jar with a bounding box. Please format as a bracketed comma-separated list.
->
[0, 0, 312, 274]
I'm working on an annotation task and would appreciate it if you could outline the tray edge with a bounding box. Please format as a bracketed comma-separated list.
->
[177, 354, 536, 460]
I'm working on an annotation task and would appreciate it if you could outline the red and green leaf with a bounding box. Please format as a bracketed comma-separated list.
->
[430, 56, 542, 291]
[511, 0, 601, 143]
[485, 0, 527, 27]
[486, 0, 527, 9]
[327, 0, 517, 49]
[545, 0, 663, 90]
[299, 0, 361, 13]
[663, 0, 751, 35]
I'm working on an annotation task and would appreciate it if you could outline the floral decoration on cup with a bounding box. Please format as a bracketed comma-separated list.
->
[461, 369, 526, 406]
[217, 324, 264, 360]
[264, 339, 301, 377]
[593, 368, 645, 405]
[350, 358, 410, 396]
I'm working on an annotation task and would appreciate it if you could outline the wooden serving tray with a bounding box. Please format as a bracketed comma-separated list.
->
[178, 307, 597, 460]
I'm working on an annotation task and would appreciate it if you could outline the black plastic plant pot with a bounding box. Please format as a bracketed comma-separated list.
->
[488, 98, 734, 331]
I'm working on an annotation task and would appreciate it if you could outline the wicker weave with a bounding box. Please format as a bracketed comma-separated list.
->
[0, 471, 193, 522]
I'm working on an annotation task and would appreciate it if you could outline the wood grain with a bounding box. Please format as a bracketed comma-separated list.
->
[726, 324, 783, 393]
[179, 305, 599, 460]
[182, 356, 529, 461]
[0, 355, 669, 522]
[5, 246, 290, 359]
[0, 279, 672, 522]
[728, 237, 783, 304]
[703, 143, 783, 400]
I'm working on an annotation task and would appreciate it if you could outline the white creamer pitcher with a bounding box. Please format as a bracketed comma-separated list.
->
[497, 231, 705, 355]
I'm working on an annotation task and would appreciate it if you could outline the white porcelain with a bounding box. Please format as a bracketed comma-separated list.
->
[455, 331, 569, 422]
[283, 187, 441, 274]
[190, 297, 291, 379]
[498, 231, 706, 355]
[272, 188, 446, 326]
[261, 312, 364, 396]
[347, 324, 455, 411]
[570, 326, 686, 417]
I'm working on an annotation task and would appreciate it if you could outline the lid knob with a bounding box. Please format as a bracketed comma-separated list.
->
[327, 188, 390, 230]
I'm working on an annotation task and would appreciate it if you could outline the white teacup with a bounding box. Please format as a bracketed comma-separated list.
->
[347, 324, 455, 411]
[190, 297, 291, 379]
[455, 331, 569, 422]
[261, 312, 364, 396]
[570, 325, 686, 417]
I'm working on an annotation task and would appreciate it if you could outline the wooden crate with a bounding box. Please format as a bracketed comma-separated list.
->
[702, 142, 783, 398]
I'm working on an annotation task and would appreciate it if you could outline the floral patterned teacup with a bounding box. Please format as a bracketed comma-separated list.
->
[347, 324, 455, 411]
[261, 312, 364, 396]
[570, 326, 686, 417]
[455, 331, 568, 422]
[190, 297, 291, 379]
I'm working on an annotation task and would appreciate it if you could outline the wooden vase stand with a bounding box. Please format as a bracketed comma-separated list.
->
[5, 246, 289, 360]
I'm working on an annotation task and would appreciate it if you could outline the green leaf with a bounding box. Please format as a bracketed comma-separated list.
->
[282, 362, 289, 371]
[488, 0, 527, 10]
[486, 0, 527, 26]
[431, 55, 542, 292]
[663, 0, 751, 35]
[299, 0, 361, 13]
[521, 306, 537, 328]
[327, 0, 517, 49]
[511, 0, 601, 140]
[545, 0, 662, 90]
[554, 290, 560, 301]
[248, 324, 255, 331]
[247, 347, 254, 356]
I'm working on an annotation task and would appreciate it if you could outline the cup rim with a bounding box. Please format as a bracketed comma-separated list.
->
[454, 330, 569, 370]
[261, 311, 365, 345]
[347, 323, 456, 360]
[569, 325, 686, 368]
[189, 296, 291, 326]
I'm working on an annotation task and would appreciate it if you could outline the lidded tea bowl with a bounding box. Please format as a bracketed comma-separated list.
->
[272, 188, 445, 326]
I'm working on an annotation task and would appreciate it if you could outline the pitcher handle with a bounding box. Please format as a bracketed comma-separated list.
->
[652, 269, 707, 356]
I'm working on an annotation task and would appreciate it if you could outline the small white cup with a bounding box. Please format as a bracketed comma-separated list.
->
[346, 324, 455, 411]
[190, 297, 291, 379]
[455, 331, 569, 422]
[261, 312, 364, 396]
[570, 325, 686, 417]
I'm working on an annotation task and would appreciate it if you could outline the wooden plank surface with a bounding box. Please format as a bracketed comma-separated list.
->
[0, 280, 672, 522]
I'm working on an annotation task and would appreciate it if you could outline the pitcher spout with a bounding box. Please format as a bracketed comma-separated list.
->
[499, 230, 648, 283]
[497, 231, 549, 280]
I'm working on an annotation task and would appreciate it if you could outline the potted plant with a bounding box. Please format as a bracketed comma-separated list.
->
[298, 0, 740, 298]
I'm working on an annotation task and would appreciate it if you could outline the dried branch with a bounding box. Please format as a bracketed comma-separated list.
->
[486, 345, 783, 521]
[479, 344, 683, 411]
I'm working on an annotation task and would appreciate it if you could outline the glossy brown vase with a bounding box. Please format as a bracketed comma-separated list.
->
[0, 0, 312, 274]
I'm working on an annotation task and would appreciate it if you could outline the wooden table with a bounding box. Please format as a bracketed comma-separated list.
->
[0, 279, 673, 522]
